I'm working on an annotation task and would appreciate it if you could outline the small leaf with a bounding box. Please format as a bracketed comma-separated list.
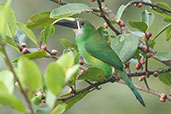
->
[17, 58, 42, 97]
[56, 54, 74, 73]
[35, 107, 50, 114]
[0, 93, 26, 113]
[158, 72, 171, 86]
[50, 3, 91, 18]
[153, 24, 171, 41]
[13, 50, 46, 62]
[45, 62, 65, 96]
[154, 51, 171, 67]
[26, 12, 56, 29]
[141, 10, 154, 28]
[31, 95, 42, 106]
[46, 91, 56, 107]
[59, 38, 78, 51]
[111, 33, 139, 63]
[110, 20, 117, 24]
[165, 25, 171, 41]
[78, 67, 104, 82]
[14, 28, 27, 45]
[116, 5, 126, 19]
[1, 35, 18, 51]
[40, 25, 55, 44]
[0, 70, 14, 94]
[0, 3, 6, 39]
[163, 16, 171, 22]
[5, 3, 17, 38]
[65, 64, 79, 82]
[16, 22, 38, 45]
[0, 81, 9, 94]
[51, 104, 66, 114]
[128, 21, 148, 32]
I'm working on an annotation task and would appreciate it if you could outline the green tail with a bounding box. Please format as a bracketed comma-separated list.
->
[117, 70, 145, 107]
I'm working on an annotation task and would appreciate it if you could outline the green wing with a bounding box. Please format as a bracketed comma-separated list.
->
[84, 31, 123, 71]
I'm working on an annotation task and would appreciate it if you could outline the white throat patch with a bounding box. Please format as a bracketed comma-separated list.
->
[73, 21, 83, 36]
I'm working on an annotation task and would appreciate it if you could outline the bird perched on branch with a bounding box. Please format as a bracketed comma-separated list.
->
[54, 17, 145, 107]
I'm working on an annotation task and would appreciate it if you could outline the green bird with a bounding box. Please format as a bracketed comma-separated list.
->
[54, 17, 145, 107]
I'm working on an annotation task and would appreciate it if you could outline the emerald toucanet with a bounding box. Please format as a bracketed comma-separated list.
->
[53, 18, 145, 107]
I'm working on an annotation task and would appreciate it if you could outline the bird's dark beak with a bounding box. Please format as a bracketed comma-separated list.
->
[53, 17, 78, 29]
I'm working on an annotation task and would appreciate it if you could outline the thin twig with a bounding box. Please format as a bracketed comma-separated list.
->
[128, 67, 171, 77]
[96, 0, 121, 35]
[124, 1, 171, 14]
[1, 45, 34, 114]
[118, 80, 171, 101]
[58, 77, 116, 101]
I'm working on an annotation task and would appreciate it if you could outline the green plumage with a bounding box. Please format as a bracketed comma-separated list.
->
[75, 21, 145, 107]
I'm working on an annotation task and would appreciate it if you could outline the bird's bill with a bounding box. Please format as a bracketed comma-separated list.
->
[53, 17, 78, 29]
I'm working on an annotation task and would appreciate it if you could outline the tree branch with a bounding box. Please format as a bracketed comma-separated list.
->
[58, 77, 116, 101]
[118, 80, 171, 101]
[124, 1, 171, 14]
[128, 67, 171, 77]
[96, 0, 121, 35]
[1, 45, 34, 114]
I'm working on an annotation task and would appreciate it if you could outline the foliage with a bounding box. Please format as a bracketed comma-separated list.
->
[0, 0, 171, 114]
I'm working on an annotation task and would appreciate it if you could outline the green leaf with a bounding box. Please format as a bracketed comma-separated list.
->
[46, 91, 56, 107]
[31, 95, 42, 106]
[163, 16, 171, 22]
[153, 24, 171, 41]
[0, 81, 9, 94]
[0, 93, 26, 113]
[45, 62, 65, 96]
[16, 22, 38, 45]
[65, 64, 79, 83]
[0, 70, 14, 94]
[141, 10, 154, 28]
[111, 33, 139, 63]
[0, 3, 6, 39]
[50, 3, 91, 18]
[5, 3, 17, 38]
[51, 104, 66, 114]
[165, 25, 171, 41]
[40, 25, 55, 44]
[59, 38, 78, 51]
[154, 51, 171, 67]
[0, 35, 18, 51]
[116, 5, 126, 19]
[78, 67, 104, 82]
[26, 11, 56, 29]
[128, 21, 148, 32]
[158, 72, 171, 86]
[110, 20, 117, 24]
[13, 50, 46, 62]
[17, 58, 42, 97]
[35, 107, 50, 114]
[56, 54, 74, 73]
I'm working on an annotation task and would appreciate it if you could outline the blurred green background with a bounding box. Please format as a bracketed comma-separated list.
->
[0, 0, 171, 114]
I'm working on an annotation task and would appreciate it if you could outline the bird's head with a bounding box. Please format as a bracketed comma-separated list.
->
[53, 17, 95, 36]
